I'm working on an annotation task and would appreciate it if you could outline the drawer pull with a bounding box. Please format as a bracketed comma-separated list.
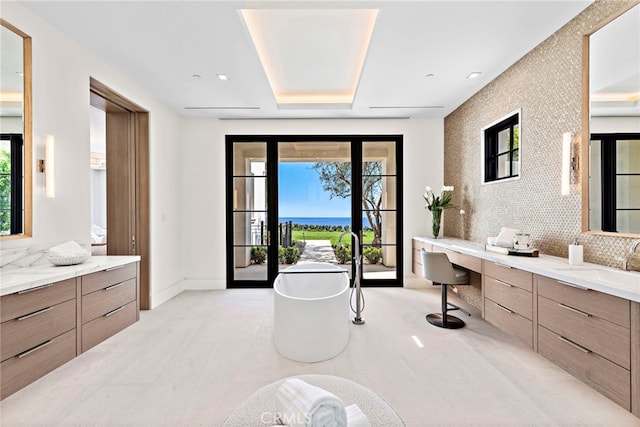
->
[557, 335, 591, 354]
[104, 305, 127, 317]
[494, 262, 512, 269]
[16, 306, 53, 321]
[494, 302, 514, 314]
[17, 340, 52, 358]
[105, 265, 125, 272]
[558, 303, 591, 317]
[104, 282, 127, 291]
[557, 280, 590, 291]
[494, 279, 513, 288]
[17, 283, 54, 294]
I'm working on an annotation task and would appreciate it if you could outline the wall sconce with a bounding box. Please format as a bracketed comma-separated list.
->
[561, 132, 579, 196]
[37, 134, 55, 198]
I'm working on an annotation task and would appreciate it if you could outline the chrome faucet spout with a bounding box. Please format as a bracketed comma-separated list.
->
[622, 239, 640, 271]
[338, 231, 361, 265]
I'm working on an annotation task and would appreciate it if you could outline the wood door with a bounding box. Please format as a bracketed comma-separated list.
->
[106, 109, 135, 256]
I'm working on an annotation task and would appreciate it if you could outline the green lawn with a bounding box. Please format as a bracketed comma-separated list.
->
[292, 230, 374, 246]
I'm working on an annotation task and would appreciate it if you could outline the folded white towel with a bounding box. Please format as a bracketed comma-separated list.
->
[494, 227, 520, 248]
[345, 404, 370, 427]
[275, 378, 347, 427]
[49, 241, 87, 257]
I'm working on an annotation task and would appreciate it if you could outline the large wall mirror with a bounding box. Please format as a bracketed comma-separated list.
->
[582, 3, 640, 236]
[0, 19, 32, 239]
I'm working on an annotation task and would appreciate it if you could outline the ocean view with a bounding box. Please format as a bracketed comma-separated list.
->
[279, 217, 372, 228]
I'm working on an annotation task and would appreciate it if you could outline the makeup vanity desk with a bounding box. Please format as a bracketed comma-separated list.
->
[412, 237, 640, 417]
[0, 256, 140, 400]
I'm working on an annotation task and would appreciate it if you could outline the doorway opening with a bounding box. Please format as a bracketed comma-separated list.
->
[226, 135, 402, 288]
[89, 78, 151, 309]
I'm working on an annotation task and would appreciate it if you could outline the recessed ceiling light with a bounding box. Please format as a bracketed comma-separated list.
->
[217, 74, 229, 81]
[192, 74, 201, 79]
[425, 73, 434, 78]
[466, 72, 482, 79]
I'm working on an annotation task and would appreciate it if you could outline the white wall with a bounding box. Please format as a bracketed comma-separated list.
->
[591, 116, 640, 133]
[0, 1, 185, 309]
[0, 117, 23, 133]
[181, 118, 444, 289]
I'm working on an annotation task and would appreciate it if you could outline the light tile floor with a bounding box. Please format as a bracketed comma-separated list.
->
[1, 287, 639, 426]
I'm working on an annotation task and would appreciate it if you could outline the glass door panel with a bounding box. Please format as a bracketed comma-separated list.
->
[362, 141, 399, 281]
[277, 141, 352, 274]
[230, 142, 269, 283]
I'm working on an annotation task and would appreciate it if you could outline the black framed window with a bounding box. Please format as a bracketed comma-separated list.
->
[0, 133, 24, 236]
[590, 133, 640, 233]
[483, 111, 520, 183]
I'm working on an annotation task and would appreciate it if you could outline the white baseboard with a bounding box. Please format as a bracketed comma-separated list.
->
[151, 279, 186, 309]
[182, 278, 227, 290]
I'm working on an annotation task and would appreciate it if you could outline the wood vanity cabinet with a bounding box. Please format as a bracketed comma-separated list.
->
[483, 261, 534, 348]
[0, 278, 77, 399]
[432, 247, 482, 273]
[536, 274, 632, 410]
[412, 239, 640, 416]
[412, 239, 482, 277]
[411, 239, 432, 276]
[80, 262, 139, 352]
[0, 261, 139, 400]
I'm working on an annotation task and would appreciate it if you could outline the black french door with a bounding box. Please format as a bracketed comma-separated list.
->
[225, 135, 402, 288]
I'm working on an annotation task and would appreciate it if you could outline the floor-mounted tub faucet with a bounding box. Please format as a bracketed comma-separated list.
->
[338, 231, 365, 325]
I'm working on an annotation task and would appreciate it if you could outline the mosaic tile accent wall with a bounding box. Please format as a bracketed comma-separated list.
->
[444, 0, 639, 274]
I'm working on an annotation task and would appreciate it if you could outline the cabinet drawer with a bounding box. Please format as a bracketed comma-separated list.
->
[485, 277, 533, 320]
[485, 298, 533, 348]
[484, 262, 532, 291]
[412, 239, 431, 254]
[538, 325, 631, 410]
[412, 260, 423, 277]
[82, 278, 136, 324]
[433, 247, 481, 273]
[537, 275, 630, 328]
[0, 329, 76, 400]
[81, 301, 136, 353]
[538, 296, 630, 369]
[1, 299, 76, 362]
[0, 278, 76, 323]
[81, 263, 137, 296]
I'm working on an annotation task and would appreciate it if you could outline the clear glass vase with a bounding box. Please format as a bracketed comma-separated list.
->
[432, 209, 442, 238]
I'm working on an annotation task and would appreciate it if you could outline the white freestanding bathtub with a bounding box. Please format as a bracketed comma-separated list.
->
[274, 262, 351, 363]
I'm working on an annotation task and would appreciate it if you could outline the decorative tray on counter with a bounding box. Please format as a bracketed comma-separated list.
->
[485, 245, 539, 257]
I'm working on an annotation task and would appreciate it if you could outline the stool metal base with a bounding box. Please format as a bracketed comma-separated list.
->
[426, 313, 465, 329]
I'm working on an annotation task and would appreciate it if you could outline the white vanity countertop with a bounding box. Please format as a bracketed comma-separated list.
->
[0, 256, 141, 296]
[414, 236, 640, 303]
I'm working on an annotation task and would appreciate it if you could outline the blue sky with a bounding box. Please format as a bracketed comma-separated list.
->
[278, 162, 351, 217]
